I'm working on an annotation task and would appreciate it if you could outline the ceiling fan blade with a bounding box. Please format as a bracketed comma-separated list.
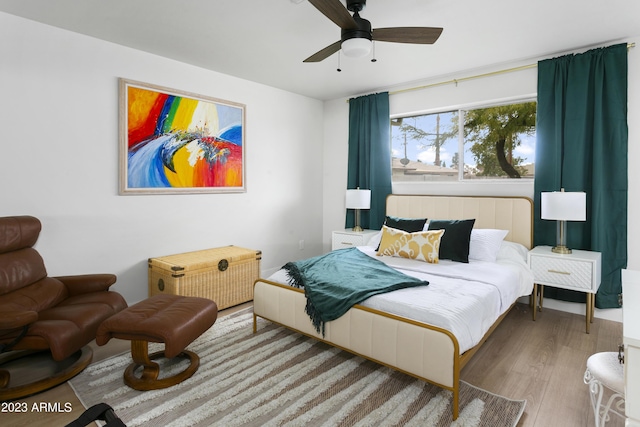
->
[303, 41, 342, 62]
[373, 27, 443, 44]
[308, 0, 358, 29]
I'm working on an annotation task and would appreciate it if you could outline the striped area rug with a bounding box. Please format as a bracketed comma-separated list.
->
[70, 309, 525, 427]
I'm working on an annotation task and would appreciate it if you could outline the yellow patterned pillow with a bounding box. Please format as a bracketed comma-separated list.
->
[376, 226, 445, 263]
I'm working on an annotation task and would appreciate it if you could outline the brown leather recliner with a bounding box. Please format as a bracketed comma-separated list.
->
[0, 216, 128, 400]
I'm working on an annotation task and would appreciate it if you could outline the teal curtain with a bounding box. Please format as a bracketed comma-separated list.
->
[534, 44, 628, 308]
[346, 92, 392, 230]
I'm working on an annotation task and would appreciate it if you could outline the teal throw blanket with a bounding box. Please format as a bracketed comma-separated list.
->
[282, 247, 429, 336]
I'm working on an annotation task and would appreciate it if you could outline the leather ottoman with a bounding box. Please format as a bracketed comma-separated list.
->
[96, 294, 218, 390]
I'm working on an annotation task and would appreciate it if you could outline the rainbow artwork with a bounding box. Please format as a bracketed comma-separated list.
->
[122, 81, 245, 193]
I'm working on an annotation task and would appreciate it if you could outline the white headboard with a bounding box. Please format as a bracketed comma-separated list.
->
[386, 195, 533, 249]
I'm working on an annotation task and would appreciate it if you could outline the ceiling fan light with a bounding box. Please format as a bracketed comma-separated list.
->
[341, 38, 372, 58]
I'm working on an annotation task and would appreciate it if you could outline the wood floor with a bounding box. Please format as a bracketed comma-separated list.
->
[3, 302, 624, 427]
[462, 302, 625, 427]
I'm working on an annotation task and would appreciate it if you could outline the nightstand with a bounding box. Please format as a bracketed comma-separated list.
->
[331, 229, 379, 250]
[528, 245, 601, 333]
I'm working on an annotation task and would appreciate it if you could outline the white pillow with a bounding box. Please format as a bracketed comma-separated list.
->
[469, 229, 509, 262]
[496, 240, 530, 264]
[368, 230, 383, 248]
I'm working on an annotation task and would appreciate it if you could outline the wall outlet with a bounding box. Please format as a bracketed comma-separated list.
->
[299, 240, 304, 250]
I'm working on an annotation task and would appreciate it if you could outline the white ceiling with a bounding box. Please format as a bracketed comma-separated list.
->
[1, 0, 638, 101]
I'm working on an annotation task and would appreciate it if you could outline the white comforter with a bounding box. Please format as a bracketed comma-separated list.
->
[267, 242, 533, 353]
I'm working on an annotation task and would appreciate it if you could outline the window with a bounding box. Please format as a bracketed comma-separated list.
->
[390, 101, 536, 182]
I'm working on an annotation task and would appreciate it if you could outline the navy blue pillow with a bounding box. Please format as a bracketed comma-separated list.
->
[427, 219, 476, 263]
[376, 216, 428, 251]
[384, 216, 427, 233]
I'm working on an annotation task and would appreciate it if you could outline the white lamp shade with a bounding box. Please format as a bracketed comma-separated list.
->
[541, 191, 586, 221]
[341, 38, 372, 58]
[346, 189, 371, 209]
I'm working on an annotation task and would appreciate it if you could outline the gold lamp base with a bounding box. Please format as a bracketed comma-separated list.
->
[551, 219, 572, 254]
[352, 208, 363, 232]
[552, 245, 572, 254]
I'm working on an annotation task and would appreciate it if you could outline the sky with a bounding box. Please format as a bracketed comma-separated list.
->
[391, 111, 536, 169]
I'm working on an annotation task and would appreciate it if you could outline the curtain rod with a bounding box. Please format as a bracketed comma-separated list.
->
[389, 63, 536, 96]
[386, 42, 635, 97]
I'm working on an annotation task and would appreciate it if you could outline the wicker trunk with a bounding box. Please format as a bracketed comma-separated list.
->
[148, 246, 261, 310]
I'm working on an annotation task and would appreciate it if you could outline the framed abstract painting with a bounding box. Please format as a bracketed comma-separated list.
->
[119, 79, 246, 194]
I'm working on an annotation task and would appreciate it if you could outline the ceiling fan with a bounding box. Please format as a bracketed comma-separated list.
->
[304, 0, 443, 63]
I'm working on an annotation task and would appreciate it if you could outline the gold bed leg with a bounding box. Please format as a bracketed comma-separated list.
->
[452, 384, 459, 420]
[253, 313, 257, 333]
[531, 284, 536, 320]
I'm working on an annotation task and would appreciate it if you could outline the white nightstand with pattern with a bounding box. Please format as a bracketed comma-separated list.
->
[332, 229, 379, 251]
[528, 245, 601, 333]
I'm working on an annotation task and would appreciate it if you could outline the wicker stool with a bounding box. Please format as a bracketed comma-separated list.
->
[583, 352, 626, 426]
[96, 294, 218, 390]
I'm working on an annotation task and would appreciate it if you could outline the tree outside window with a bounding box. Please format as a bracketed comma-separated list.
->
[390, 101, 536, 182]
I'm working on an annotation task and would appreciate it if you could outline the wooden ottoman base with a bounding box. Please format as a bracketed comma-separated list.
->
[125, 340, 199, 391]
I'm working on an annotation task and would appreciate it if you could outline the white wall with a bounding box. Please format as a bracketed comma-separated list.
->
[0, 12, 325, 304]
[322, 40, 640, 322]
[629, 41, 640, 271]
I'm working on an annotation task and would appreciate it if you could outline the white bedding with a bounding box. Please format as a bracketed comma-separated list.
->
[267, 241, 533, 354]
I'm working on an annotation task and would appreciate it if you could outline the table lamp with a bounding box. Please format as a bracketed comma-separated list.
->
[346, 188, 371, 232]
[541, 189, 586, 254]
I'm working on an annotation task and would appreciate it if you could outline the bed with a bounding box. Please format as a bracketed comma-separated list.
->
[252, 195, 534, 420]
